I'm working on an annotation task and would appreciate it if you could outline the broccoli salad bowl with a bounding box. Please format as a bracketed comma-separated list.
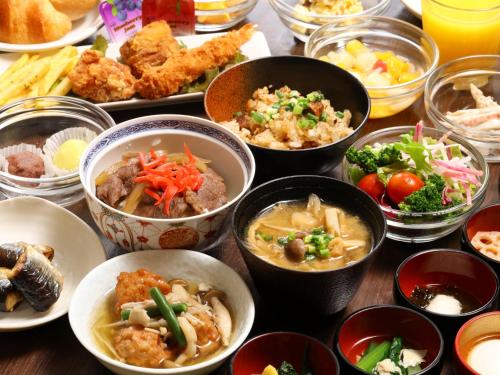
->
[341, 124, 489, 243]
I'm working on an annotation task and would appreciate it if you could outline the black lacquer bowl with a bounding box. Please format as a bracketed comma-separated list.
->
[232, 175, 386, 315]
[205, 56, 370, 183]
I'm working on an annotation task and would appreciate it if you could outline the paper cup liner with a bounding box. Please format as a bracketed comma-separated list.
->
[0, 144, 53, 187]
[43, 127, 97, 177]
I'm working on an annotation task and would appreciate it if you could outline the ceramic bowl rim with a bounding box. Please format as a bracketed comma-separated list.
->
[79, 114, 256, 223]
[232, 175, 387, 275]
[335, 304, 445, 375]
[394, 248, 500, 318]
[229, 331, 340, 375]
[0, 196, 107, 331]
[204, 55, 371, 154]
[462, 203, 500, 266]
[68, 249, 255, 375]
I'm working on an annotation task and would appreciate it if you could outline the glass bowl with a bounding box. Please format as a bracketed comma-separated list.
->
[305, 16, 439, 119]
[268, 0, 390, 42]
[425, 55, 500, 163]
[195, 0, 258, 32]
[341, 126, 489, 243]
[0, 96, 115, 207]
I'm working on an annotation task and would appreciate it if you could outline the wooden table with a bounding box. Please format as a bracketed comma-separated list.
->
[1, 1, 498, 374]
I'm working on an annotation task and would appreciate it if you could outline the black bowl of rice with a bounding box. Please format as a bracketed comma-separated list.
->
[205, 56, 370, 183]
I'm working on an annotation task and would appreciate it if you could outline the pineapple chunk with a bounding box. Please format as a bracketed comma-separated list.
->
[398, 71, 419, 83]
[345, 39, 368, 57]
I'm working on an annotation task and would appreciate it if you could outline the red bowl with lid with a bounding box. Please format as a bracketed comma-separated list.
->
[231, 332, 340, 375]
[461, 204, 500, 275]
[336, 305, 444, 374]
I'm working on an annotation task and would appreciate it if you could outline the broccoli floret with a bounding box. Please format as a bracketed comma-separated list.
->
[399, 174, 446, 212]
[345, 145, 401, 174]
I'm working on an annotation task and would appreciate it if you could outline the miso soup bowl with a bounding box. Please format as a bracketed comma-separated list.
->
[69, 250, 255, 375]
[80, 114, 255, 252]
[461, 204, 500, 275]
[232, 175, 387, 315]
[336, 305, 444, 374]
[394, 249, 499, 337]
[454, 311, 500, 375]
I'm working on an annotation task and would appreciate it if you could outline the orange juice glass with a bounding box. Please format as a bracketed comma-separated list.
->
[422, 0, 500, 64]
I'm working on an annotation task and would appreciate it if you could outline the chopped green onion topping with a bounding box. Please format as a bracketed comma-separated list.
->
[256, 231, 273, 241]
[319, 112, 328, 121]
[306, 91, 325, 102]
[306, 113, 319, 123]
[335, 111, 345, 119]
[298, 118, 316, 129]
[250, 111, 266, 125]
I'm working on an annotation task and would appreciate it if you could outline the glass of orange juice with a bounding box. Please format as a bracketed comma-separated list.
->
[422, 0, 500, 64]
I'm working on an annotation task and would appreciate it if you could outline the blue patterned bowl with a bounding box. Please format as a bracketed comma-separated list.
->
[80, 114, 255, 252]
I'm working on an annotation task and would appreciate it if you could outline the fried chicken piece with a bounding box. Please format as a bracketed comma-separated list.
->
[68, 49, 136, 103]
[114, 269, 171, 313]
[135, 24, 255, 99]
[114, 326, 175, 368]
[120, 20, 181, 78]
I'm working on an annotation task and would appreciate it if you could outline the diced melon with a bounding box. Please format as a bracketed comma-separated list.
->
[353, 51, 377, 71]
[345, 39, 368, 57]
[365, 71, 392, 87]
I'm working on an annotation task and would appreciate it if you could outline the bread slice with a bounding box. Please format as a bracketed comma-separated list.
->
[0, 0, 72, 44]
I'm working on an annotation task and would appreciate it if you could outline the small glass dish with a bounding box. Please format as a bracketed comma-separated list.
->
[194, 0, 258, 32]
[305, 16, 439, 119]
[268, 0, 390, 42]
[0, 97, 115, 207]
[425, 55, 500, 163]
[341, 126, 489, 243]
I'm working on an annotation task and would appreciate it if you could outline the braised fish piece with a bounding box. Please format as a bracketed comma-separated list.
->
[0, 242, 55, 268]
[11, 246, 63, 312]
[0, 268, 23, 312]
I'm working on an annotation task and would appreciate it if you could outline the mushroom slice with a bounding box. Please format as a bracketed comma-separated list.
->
[175, 317, 198, 365]
[128, 307, 150, 327]
[325, 208, 341, 237]
[211, 296, 232, 347]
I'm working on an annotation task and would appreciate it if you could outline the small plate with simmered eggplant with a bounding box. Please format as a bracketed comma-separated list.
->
[0, 196, 106, 331]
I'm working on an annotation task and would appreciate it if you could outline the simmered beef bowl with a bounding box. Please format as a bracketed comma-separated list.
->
[233, 176, 386, 315]
[80, 115, 255, 252]
[95, 145, 228, 219]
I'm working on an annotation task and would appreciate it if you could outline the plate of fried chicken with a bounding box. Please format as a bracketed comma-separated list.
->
[0, 22, 270, 111]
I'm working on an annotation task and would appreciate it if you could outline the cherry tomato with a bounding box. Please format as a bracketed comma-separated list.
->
[387, 172, 424, 204]
[358, 173, 385, 201]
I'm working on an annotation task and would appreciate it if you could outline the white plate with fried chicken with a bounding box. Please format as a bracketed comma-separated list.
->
[0, 0, 103, 53]
[0, 22, 271, 110]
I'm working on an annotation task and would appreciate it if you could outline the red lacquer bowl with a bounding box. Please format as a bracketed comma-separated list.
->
[394, 249, 499, 335]
[231, 332, 340, 375]
[454, 311, 500, 375]
[336, 305, 444, 374]
[462, 204, 500, 274]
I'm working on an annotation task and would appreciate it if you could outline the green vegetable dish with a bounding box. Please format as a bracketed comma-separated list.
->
[356, 337, 427, 375]
[345, 122, 484, 215]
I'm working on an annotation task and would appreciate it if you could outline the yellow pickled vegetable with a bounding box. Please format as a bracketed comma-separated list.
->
[53, 139, 88, 171]
[261, 365, 279, 375]
[386, 55, 409, 78]
[398, 71, 420, 83]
